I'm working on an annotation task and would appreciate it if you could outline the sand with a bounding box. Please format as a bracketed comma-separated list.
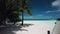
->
[13, 21, 56, 34]
[0, 20, 56, 34]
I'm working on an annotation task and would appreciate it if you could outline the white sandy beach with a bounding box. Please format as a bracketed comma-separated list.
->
[0, 20, 56, 34]
[12, 20, 56, 34]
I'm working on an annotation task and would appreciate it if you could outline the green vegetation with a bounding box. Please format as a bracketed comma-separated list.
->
[0, 0, 32, 26]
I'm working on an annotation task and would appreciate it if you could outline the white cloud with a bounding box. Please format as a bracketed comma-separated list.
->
[37, 15, 43, 16]
[23, 16, 34, 19]
[30, 16, 34, 18]
[43, 16, 52, 19]
[52, 0, 60, 10]
[52, 0, 60, 6]
[23, 15, 42, 19]
[55, 10, 60, 12]
[45, 11, 52, 13]
[22, 15, 52, 19]
[45, 10, 60, 13]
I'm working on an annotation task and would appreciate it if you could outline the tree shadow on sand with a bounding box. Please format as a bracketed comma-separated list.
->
[0, 23, 34, 34]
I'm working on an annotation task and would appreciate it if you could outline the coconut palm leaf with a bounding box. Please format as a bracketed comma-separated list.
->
[2, 0, 32, 25]
[22, 9, 32, 16]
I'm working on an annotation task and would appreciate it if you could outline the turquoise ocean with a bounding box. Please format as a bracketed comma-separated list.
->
[24, 19, 56, 22]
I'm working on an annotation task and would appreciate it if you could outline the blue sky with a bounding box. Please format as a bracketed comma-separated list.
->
[23, 0, 60, 19]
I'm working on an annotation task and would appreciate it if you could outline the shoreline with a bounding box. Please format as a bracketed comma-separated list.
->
[20, 20, 56, 23]
[23, 19, 56, 21]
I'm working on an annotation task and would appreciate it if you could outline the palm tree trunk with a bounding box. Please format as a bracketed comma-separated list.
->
[21, 11, 24, 26]
[21, 0, 25, 26]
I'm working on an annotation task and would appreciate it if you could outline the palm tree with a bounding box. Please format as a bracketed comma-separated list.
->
[0, 0, 32, 26]
[18, 0, 32, 25]
[4, 0, 32, 25]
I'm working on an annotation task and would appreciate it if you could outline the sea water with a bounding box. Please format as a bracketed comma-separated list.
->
[24, 19, 56, 23]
